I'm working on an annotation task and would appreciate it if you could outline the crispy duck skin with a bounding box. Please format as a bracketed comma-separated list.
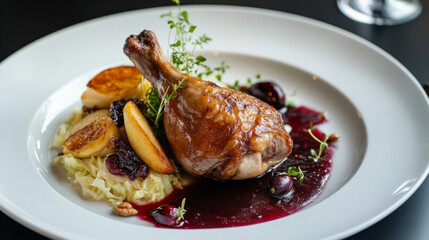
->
[124, 30, 293, 180]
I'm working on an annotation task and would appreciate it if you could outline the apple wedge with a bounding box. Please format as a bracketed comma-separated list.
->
[69, 109, 110, 135]
[63, 116, 119, 158]
[81, 66, 143, 108]
[123, 101, 174, 174]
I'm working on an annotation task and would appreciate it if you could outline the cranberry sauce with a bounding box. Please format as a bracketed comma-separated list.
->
[106, 138, 149, 181]
[133, 105, 333, 228]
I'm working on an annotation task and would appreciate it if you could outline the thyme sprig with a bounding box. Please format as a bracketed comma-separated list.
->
[145, 78, 186, 128]
[162, 0, 225, 78]
[307, 122, 329, 162]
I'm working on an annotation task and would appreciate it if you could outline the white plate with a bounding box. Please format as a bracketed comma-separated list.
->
[0, 5, 428, 240]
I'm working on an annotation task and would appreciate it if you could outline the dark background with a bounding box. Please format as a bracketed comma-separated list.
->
[1, 0, 428, 239]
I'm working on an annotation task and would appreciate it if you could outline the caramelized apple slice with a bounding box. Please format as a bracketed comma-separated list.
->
[81, 66, 143, 108]
[123, 101, 174, 174]
[69, 109, 110, 135]
[63, 116, 119, 158]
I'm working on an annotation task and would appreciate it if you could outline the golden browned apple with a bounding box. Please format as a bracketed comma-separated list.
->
[69, 109, 110, 135]
[123, 101, 174, 174]
[63, 116, 119, 158]
[81, 66, 143, 108]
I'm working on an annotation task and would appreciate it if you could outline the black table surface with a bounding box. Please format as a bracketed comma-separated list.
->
[1, 0, 428, 239]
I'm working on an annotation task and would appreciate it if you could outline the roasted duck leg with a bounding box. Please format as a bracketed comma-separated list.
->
[124, 30, 293, 180]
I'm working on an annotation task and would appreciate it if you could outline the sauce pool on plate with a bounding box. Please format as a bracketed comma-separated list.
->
[133, 106, 334, 228]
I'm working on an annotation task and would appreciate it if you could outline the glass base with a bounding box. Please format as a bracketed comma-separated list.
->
[337, 0, 422, 25]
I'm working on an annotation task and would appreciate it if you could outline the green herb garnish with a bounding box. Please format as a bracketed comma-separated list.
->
[162, 0, 229, 79]
[307, 122, 329, 162]
[146, 78, 186, 128]
[287, 166, 306, 183]
[227, 80, 240, 90]
[176, 198, 187, 224]
[161, 0, 209, 75]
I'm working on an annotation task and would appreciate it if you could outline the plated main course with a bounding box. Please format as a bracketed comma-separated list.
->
[52, 1, 338, 228]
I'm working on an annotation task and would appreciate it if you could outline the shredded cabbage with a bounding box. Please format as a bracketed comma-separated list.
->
[54, 154, 181, 205]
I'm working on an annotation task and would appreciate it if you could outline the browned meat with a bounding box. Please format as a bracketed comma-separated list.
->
[124, 30, 293, 180]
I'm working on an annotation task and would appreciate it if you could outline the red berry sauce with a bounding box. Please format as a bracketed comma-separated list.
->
[133, 106, 333, 228]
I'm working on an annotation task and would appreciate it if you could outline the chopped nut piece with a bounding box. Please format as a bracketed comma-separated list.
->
[115, 202, 138, 216]
[328, 133, 340, 142]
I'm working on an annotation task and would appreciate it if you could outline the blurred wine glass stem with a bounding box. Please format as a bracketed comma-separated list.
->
[337, 0, 422, 25]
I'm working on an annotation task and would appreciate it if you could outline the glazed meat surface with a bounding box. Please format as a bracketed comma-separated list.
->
[124, 30, 293, 180]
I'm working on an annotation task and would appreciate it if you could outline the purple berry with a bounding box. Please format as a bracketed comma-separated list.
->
[151, 198, 187, 227]
[249, 81, 286, 110]
[267, 173, 293, 198]
[151, 205, 180, 227]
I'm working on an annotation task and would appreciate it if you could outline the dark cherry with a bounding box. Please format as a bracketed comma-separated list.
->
[267, 173, 293, 198]
[249, 81, 286, 110]
[151, 205, 182, 227]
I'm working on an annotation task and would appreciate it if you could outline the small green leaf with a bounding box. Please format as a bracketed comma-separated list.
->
[196, 55, 206, 63]
[227, 80, 240, 90]
[170, 40, 181, 47]
[180, 11, 189, 24]
[161, 11, 173, 18]
[287, 101, 296, 108]
[172, 0, 180, 6]
[189, 25, 196, 33]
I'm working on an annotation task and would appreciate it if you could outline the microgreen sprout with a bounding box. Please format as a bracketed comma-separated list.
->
[307, 122, 329, 162]
[287, 166, 306, 183]
[176, 198, 187, 224]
